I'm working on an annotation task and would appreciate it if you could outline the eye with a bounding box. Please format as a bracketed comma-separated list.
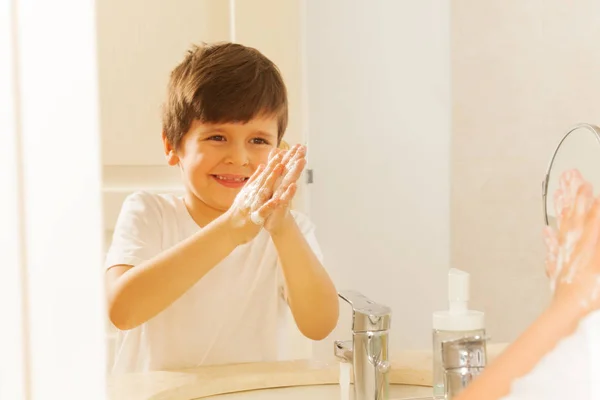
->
[207, 135, 226, 142]
[250, 137, 270, 145]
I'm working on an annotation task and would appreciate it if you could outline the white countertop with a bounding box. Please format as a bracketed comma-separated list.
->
[108, 344, 508, 400]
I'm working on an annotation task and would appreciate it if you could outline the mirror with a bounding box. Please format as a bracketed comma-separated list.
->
[9, 0, 600, 398]
[88, 1, 600, 397]
[8, 0, 600, 398]
[543, 123, 600, 228]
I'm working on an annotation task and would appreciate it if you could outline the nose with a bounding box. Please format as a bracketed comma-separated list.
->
[224, 142, 249, 166]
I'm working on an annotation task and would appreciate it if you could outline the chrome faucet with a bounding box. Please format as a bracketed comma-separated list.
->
[441, 335, 487, 399]
[334, 290, 392, 400]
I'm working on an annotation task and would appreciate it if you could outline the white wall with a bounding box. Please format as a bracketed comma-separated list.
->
[0, 1, 28, 397]
[4, 0, 107, 399]
[97, 0, 230, 167]
[305, 0, 451, 356]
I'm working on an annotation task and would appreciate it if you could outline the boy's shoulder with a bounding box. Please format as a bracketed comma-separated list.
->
[122, 190, 183, 211]
[118, 190, 186, 225]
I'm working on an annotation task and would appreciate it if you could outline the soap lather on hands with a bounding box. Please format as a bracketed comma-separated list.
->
[544, 169, 600, 311]
[226, 143, 307, 244]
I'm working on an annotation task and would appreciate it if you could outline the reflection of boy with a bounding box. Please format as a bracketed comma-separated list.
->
[104, 43, 339, 373]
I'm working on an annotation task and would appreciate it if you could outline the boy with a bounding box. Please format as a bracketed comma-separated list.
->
[104, 42, 339, 373]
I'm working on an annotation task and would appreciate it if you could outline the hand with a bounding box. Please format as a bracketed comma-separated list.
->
[264, 144, 307, 235]
[225, 151, 285, 245]
[547, 169, 600, 315]
[544, 169, 587, 282]
[554, 169, 588, 229]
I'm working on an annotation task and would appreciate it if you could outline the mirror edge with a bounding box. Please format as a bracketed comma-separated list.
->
[542, 123, 600, 225]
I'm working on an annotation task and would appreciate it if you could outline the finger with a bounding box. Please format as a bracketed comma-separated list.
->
[273, 158, 306, 198]
[279, 182, 297, 204]
[584, 198, 600, 270]
[271, 148, 294, 191]
[254, 196, 280, 220]
[558, 170, 571, 195]
[574, 183, 594, 221]
[286, 144, 306, 166]
[272, 175, 284, 193]
[283, 158, 307, 186]
[254, 152, 284, 188]
[581, 198, 600, 264]
[281, 145, 298, 166]
[561, 197, 600, 283]
[558, 170, 579, 218]
[543, 226, 558, 252]
[567, 170, 586, 207]
[557, 182, 591, 244]
[561, 183, 594, 242]
[282, 144, 305, 172]
[250, 187, 273, 211]
[250, 165, 284, 211]
[246, 164, 265, 185]
[250, 164, 283, 211]
[554, 188, 565, 227]
[269, 147, 285, 161]
[570, 169, 585, 186]
[545, 253, 557, 279]
[263, 163, 284, 190]
[270, 183, 297, 213]
[294, 144, 307, 159]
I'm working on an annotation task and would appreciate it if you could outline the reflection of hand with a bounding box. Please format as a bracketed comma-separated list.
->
[226, 152, 285, 245]
[548, 169, 600, 315]
[544, 169, 586, 281]
[264, 144, 307, 235]
[553, 169, 586, 228]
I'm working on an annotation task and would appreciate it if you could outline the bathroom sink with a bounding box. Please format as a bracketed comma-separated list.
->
[202, 383, 433, 399]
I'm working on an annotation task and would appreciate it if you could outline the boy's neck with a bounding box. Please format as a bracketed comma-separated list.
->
[183, 193, 225, 228]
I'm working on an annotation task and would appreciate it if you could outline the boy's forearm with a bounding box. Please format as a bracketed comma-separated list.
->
[107, 214, 238, 330]
[455, 299, 585, 400]
[272, 218, 339, 341]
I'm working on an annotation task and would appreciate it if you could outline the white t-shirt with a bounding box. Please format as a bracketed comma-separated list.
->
[104, 191, 324, 374]
[501, 310, 600, 400]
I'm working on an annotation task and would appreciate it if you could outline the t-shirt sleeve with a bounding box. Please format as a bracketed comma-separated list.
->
[104, 191, 163, 269]
[277, 211, 325, 300]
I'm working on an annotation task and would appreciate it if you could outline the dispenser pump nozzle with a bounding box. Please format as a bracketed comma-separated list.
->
[448, 268, 470, 314]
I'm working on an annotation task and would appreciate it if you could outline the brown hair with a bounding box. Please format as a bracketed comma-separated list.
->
[162, 42, 288, 149]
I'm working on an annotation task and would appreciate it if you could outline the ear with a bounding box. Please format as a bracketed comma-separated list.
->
[162, 132, 179, 166]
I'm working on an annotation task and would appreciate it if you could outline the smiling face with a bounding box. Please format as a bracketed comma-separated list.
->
[164, 116, 279, 217]
[161, 43, 289, 224]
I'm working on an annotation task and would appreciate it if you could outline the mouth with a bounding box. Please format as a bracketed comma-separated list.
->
[211, 174, 249, 188]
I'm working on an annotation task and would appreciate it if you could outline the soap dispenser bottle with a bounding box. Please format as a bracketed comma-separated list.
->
[432, 268, 485, 399]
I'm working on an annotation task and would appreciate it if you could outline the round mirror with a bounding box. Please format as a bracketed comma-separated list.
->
[543, 123, 600, 228]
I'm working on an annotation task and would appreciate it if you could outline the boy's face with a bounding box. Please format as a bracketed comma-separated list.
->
[169, 116, 279, 212]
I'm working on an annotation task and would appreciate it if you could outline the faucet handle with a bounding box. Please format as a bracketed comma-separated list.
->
[339, 290, 391, 332]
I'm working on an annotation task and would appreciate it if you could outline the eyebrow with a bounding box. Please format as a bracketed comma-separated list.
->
[199, 126, 226, 135]
[196, 126, 277, 139]
[253, 130, 277, 138]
